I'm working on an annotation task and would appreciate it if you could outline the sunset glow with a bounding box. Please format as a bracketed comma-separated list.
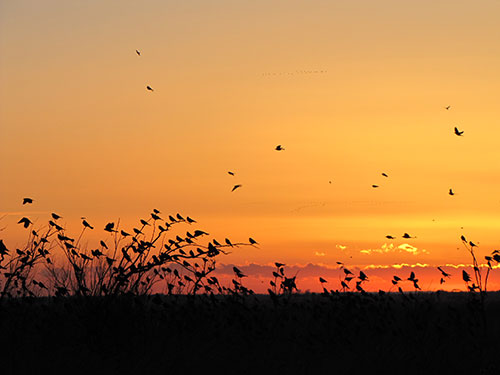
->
[2, 0, 500, 292]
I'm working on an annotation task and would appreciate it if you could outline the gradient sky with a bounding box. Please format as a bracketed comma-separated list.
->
[2, 0, 500, 291]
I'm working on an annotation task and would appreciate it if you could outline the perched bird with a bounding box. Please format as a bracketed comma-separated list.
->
[438, 266, 451, 278]
[249, 237, 258, 245]
[402, 233, 414, 239]
[233, 266, 246, 278]
[186, 216, 196, 224]
[381, 173, 388, 177]
[275, 145, 285, 151]
[82, 220, 94, 229]
[146, 85, 154, 92]
[460, 235, 467, 242]
[228, 171, 235, 176]
[445, 105, 451, 110]
[18, 217, 32, 228]
[454, 127, 464, 136]
[225, 238, 233, 247]
[121, 230, 131, 237]
[462, 270, 471, 282]
[469, 241, 477, 247]
[22, 198, 33, 205]
[449, 188, 455, 196]
[51, 213, 62, 220]
[231, 184, 242, 192]
[104, 222, 115, 232]
[359, 271, 368, 281]
[136, 50, 141, 56]
[275, 262, 285, 268]
[319, 277, 327, 284]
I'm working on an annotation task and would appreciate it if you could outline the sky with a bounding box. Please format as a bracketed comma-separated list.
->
[2, 0, 500, 292]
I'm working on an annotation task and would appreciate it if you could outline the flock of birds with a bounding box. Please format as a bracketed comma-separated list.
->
[16, 50, 471, 291]
[18, 98, 465, 248]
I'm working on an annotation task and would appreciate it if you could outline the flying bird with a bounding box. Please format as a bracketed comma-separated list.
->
[275, 145, 285, 151]
[372, 185, 379, 188]
[445, 105, 451, 110]
[136, 50, 141, 56]
[22, 198, 33, 205]
[146, 85, 154, 92]
[386, 235, 395, 240]
[402, 233, 414, 239]
[18, 217, 32, 228]
[381, 173, 388, 177]
[228, 171, 235, 176]
[449, 188, 455, 196]
[231, 184, 242, 192]
[454, 127, 464, 136]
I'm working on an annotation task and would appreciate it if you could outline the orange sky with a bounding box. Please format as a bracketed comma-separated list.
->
[2, 0, 500, 290]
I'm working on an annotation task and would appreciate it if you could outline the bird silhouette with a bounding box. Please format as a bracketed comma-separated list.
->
[462, 270, 471, 282]
[386, 235, 395, 239]
[228, 171, 235, 176]
[233, 266, 246, 278]
[454, 127, 464, 136]
[437, 266, 451, 278]
[381, 173, 388, 177]
[231, 184, 242, 192]
[146, 85, 154, 92]
[275, 145, 285, 151]
[82, 220, 94, 229]
[319, 277, 327, 283]
[104, 222, 115, 232]
[136, 50, 141, 56]
[22, 198, 33, 205]
[449, 188, 455, 196]
[445, 105, 451, 110]
[51, 213, 62, 220]
[18, 217, 32, 228]
[249, 237, 258, 245]
[359, 271, 368, 281]
[372, 185, 379, 188]
[402, 233, 414, 239]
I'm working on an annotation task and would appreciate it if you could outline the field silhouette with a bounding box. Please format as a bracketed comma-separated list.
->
[1, 210, 500, 374]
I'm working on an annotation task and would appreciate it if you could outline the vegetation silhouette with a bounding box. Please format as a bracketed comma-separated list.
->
[2, 209, 500, 374]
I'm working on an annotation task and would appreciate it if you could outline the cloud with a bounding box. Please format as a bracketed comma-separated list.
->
[314, 251, 326, 257]
[336, 244, 347, 251]
[360, 243, 428, 255]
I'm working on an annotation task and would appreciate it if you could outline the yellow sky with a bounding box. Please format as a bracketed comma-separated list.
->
[2, 0, 500, 270]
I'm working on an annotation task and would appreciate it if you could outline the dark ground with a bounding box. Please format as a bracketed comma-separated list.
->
[1, 291, 499, 375]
